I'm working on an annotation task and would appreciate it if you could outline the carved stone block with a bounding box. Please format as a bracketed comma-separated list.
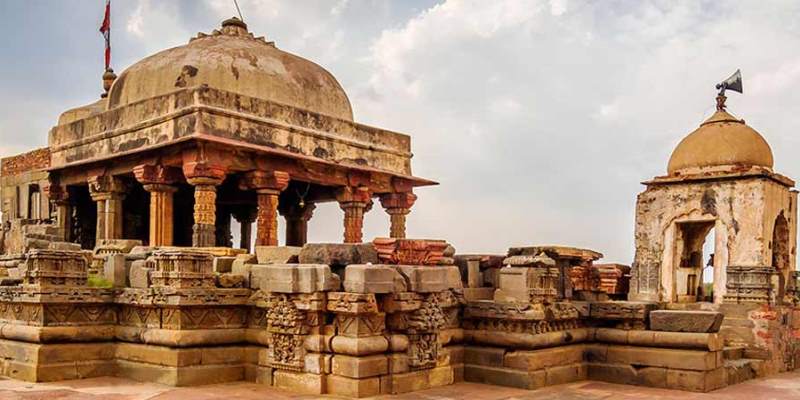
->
[260, 264, 340, 293]
[23, 249, 88, 287]
[649, 310, 724, 333]
[343, 264, 401, 294]
[373, 238, 449, 266]
[395, 266, 448, 293]
[149, 251, 215, 289]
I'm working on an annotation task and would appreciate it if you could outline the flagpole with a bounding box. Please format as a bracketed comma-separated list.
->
[100, 0, 116, 97]
[233, 0, 244, 22]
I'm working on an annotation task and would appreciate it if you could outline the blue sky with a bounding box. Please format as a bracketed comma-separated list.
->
[2, 0, 800, 263]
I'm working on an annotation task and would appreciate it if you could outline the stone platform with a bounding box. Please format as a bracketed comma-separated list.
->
[0, 372, 799, 400]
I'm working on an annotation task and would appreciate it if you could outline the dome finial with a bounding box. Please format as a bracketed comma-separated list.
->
[101, 68, 117, 98]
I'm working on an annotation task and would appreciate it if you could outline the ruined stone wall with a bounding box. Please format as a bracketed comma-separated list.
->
[631, 176, 795, 303]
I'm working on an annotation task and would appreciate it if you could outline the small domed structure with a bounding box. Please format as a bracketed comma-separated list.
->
[667, 109, 774, 175]
[106, 17, 353, 121]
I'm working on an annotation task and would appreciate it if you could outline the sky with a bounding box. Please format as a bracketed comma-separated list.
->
[2, 0, 800, 263]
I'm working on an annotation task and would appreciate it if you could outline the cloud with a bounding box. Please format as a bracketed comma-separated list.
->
[126, 1, 146, 38]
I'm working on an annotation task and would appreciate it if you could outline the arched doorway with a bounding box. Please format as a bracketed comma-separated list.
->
[772, 211, 790, 304]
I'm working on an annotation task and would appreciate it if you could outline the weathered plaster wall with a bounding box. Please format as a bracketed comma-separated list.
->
[48, 87, 414, 177]
[631, 176, 795, 303]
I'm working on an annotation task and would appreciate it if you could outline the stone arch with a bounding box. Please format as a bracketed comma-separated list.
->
[771, 211, 790, 304]
[772, 211, 790, 270]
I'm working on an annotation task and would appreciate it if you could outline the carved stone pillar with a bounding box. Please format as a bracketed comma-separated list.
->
[43, 183, 71, 241]
[183, 162, 226, 247]
[379, 192, 417, 239]
[134, 165, 182, 247]
[279, 202, 316, 247]
[336, 186, 373, 244]
[88, 175, 127, 242]
[239, 171, 290, 247]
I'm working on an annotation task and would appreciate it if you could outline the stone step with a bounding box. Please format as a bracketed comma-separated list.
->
[724, 358, 762, 386]
[723, 346, 745, 361]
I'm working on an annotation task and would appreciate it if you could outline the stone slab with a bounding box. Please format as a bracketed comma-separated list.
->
[343, 264, 401, 294]
[260, 264, 340, 293]
[650, 310, 724, 333]
[254, 246, 301, 264]
[298, 243, 378, 266]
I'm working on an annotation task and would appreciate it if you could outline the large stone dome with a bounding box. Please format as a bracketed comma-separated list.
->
[667, 109, 774, 175]
[107, 18, 353, 121]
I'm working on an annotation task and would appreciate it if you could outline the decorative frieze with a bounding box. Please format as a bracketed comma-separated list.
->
[373, 238, 449, 266]
[149, 251, 215, 289]
[22, 249, 87, 287]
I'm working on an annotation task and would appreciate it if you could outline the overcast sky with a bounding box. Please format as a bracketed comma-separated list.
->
[2, 0, 800, 263]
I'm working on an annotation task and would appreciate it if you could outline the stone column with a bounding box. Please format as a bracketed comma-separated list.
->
[233, 207, 257, 251]
[279, 202, 316, 247]
[216, 206, 234, 247]
[379, 192, 417, 239]
[43, 183, 71, 241]
[134, 165, 182, 247]
[88, 175, 127, 242]
[336, 186, 373, 244]
[239, 171, 290, 247]
[183, 162, 227, 248]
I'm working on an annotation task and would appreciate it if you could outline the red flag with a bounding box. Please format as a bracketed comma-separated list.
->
[99, 0, 111, 70]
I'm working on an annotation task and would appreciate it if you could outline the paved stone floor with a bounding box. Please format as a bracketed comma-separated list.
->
[0, 372, 799, 400]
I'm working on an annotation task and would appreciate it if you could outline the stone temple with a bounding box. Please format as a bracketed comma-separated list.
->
[0, 17, 798, 398]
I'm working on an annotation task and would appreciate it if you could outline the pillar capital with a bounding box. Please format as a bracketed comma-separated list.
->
[380, 192, 417, 239]
[239, 170, 290, 194]
[279, 202, 316, 222]
[134, 164, 182, 187]
[336, 186, 373, 206]
[379, 192, 417, 211]
[183, 162, 227, 186]
[88, 175, 127, 200]
[42, 182, 68, 205]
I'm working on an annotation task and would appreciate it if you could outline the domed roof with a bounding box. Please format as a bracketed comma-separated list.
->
[107, 18, 353, 121]
[667, 109, 774, 175]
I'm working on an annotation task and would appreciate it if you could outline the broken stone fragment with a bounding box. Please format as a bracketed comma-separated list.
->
[503, 252, 556, 268]
[212, 256, 236, 273]
[298, 243, 378, 266]
[255, 246, 302, 264]
[128, 260, 150, 288]
[649, 310, 724, 333]
[216, 273, 245, 288]
[372, 238, 449, 266]
[48, 241, 82, 251]
[104, 254, 128, 288]
[394, 265, 448, 293]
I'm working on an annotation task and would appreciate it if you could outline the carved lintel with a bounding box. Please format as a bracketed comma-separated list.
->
[133, 164, 183, 187]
